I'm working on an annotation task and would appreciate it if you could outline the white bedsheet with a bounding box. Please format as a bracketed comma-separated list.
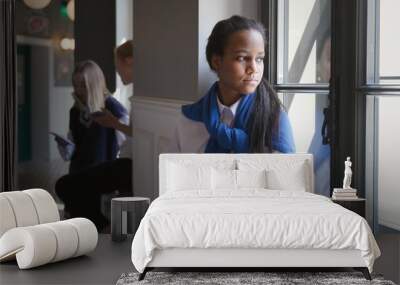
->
[131, 190, 380, 273]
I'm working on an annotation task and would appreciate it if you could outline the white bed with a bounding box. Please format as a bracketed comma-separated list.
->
[131, 154, 380, 280]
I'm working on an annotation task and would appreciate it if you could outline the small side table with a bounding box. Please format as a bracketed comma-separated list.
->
[332, 198, 366, 218]
[111, 197, 150, 242]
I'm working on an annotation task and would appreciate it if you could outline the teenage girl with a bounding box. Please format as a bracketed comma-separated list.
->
[172, 15, 295, 153]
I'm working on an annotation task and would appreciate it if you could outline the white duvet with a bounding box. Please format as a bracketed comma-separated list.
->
[131, 190, 380, 273]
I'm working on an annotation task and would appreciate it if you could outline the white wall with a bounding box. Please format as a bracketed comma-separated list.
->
[116, 0, 133, 46]
[114, 0, 134, 111]
[380, 0, 400, 81]
[131, 97, 184, 199]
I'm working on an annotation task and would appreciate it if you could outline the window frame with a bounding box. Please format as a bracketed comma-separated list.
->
[264, 0, 400, 206]
[358, 0, 400, 232]
[263, 0, 333, 195]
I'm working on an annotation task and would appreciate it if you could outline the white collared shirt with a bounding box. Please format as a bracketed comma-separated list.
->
[117, 84, 134, 158]
[217, 95, 240, 127]
[170, 97, 241, 153]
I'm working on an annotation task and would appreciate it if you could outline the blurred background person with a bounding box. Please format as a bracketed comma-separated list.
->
[56, 41, 133, 231]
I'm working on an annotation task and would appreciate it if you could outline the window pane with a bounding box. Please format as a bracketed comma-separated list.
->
[367, 95, 400, 232]
[279, 92, 331, 196]
[367, 0, 400, 84]
[277, 0, 331, 84]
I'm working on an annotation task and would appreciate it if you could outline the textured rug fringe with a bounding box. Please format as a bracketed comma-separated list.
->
[116, 271, 395, 285]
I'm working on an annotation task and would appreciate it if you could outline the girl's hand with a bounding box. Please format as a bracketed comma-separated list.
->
[91, 109, 118, 128]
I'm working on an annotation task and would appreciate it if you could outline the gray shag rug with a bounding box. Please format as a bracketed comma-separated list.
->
[116, 271, 396, 285]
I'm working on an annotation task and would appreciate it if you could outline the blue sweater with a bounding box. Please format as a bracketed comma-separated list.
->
[181, 82, 295, 153]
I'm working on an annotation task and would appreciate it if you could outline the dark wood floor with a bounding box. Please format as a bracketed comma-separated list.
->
[0, 235, 134, 285]
[374, 233, 400, 284]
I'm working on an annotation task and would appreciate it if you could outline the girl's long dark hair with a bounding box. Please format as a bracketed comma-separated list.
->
[206, 15, 282, 153]
[248, 78, 281, 153]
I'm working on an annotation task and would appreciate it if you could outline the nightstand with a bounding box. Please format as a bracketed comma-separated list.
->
[111, 197, 150, 242]
[332, 198, 366, 217]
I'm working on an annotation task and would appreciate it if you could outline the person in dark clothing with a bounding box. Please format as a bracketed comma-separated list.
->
[56, 158, 132, 230]
[68, 94, 127, 174]
[58, 60, 128, 174]
[56, 42, 134, 231]
[55, 59, 128, 230]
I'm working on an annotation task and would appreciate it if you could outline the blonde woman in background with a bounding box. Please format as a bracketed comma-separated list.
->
[62, 60, 128, 174]
[56, 43, 133, 231]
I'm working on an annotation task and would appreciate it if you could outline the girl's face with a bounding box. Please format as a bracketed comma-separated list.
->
[72, 73, 87, 104]
[212, 29, 265, 100]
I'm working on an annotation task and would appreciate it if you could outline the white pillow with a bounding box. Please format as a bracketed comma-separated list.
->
[212, 168, 237, 190]
[167, 162, 212, 191]
[266, 161, 308, 191]
[236, 169, 267, 189]
[211, 169, 267, 191]
[237, 157, 311, 192]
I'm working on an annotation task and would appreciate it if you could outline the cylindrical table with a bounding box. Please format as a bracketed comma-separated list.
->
[111, 197, 150, 242]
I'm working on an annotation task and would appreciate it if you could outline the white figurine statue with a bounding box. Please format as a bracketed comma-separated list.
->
[342, 157, 352, 189]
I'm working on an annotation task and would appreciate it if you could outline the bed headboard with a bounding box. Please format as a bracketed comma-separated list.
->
[159, 153, 314, 195]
